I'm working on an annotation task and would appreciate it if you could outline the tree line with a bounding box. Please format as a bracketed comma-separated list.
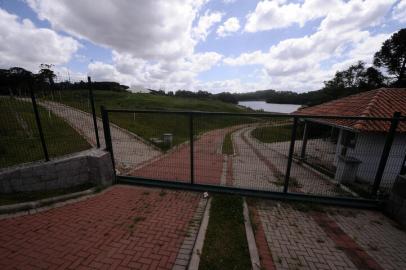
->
[0, 64, 129, 95]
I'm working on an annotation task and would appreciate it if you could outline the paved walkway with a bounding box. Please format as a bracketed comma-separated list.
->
[250, 200, 406, 270]
[38, 101, 161, 173]
[0, 186, 205, 270]
[231, 126, 347, 197]
[130, 127, 240, 185]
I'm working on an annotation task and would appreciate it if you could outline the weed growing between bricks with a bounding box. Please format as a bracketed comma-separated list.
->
[199, 195, 251, 270]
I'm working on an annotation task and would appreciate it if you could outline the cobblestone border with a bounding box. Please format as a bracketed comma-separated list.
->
[173, 196, 208, 270]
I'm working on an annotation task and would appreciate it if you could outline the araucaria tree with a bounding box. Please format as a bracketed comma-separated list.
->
[373, 28, 406, 87]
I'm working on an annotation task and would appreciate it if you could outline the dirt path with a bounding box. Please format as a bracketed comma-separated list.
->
[38, 101, 161, 172]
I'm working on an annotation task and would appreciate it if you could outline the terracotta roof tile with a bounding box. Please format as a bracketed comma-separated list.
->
[295, 88, 406, 133]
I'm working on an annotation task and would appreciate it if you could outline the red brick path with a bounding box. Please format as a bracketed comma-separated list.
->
[0, 186, 201, 270]
[312, 212, 384, 270]
[131, 127, 237, 185]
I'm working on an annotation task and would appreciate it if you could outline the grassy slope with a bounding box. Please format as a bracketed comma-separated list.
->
[55, 90, 252, 149]
[0, 98, 91, 168]
[199, 195, 251, 270]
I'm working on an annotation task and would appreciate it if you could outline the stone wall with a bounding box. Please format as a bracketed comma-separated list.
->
[0, 149, 114, 194]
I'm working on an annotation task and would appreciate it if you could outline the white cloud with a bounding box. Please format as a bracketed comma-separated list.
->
[225, 0, 394, 91]
[245, 0, 342, 32]
[193, 10, 223, 41]
[89, 51, 223, 90]
[392, 0, 406, 23]
[217, 17, 240, 37]
[0, 8, 79, 71]
[27, 0, 208, 60]
[28, 0, 228, 90]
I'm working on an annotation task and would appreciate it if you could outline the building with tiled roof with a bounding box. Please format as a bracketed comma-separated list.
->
[295, 88, 406, 133]
[294, 88, 406, 190]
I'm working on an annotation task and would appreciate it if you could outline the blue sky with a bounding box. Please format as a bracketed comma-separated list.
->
[1, 0, 405, 93]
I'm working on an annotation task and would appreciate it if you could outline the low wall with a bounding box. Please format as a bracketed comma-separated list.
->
[385, 175, 406, 228]
[0, 149, 114, 194]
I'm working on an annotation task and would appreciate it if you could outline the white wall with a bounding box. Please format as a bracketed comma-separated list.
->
[335, 131, 406, 188]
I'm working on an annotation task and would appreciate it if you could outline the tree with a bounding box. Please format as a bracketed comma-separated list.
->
[373, 28, 406, 86]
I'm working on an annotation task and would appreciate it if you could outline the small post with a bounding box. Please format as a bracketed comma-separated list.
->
[88, 77, 100, 148]
[284, 117, 298, 193]
[101, 106, 116, 180]
[189, 113, 195, 184]
[372, 112, 401, 196]
[300, 120, 308, 160]
[30, 86, 49, 161]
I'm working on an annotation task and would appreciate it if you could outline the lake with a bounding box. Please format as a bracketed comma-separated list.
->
[238, 101, 301, 113]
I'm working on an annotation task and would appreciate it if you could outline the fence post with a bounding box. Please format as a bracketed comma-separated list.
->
[30, 86, 49, 161]
[300, 120, 308, 160]
[88, 76, 100, 148]
[372, 111, 401, 196]
[189, 113, 194, 184]
[101, 106, 116, 180]
[284, 116, 298, 193]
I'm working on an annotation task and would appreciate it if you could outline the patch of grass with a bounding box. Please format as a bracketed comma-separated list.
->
[159, 190, 167, 197]
[199, 195, 251, 270]
[251, 124, 293, 143]
[290, 201, 325, 213]
[222, 131, 234, 155]
[0, 183, 94, 206]
[133, 216, 146, 224]
[272, 176, 302, 188]
[0, 98, 91, 168]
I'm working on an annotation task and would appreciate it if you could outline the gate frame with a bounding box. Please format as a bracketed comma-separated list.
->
[101, 108, 403, 209]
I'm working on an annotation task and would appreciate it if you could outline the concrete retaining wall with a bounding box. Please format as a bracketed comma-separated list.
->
[0, 149, 114, 194]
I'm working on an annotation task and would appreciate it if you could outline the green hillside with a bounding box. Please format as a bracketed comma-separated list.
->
[50, 90, 252, 150]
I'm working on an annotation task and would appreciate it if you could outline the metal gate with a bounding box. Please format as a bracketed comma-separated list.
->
[100, 107, 405, 208]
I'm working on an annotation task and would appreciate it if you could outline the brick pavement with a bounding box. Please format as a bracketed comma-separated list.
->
[328, 208, 406, 270]
[0, 185, 204, 270]
[251, 199, 406, 270]
[130, 127, 238, 185]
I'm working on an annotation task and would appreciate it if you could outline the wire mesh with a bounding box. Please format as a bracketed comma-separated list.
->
[112, 112, 190, 181]
[110, 111, 404, 200]
[0, 74, 96, 169]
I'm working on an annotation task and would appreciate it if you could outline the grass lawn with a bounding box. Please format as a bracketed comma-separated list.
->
[51, 90, 258, 149]
[222, 131, 234, 155]
[0, 183, 94, 206]
[199, 195, 251, 270]
[251, 124, 294, 143]
[0, 97, 91, 168]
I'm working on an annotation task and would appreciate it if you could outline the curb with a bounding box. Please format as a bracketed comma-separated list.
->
[243, 198, 262, 270]
[187, 197, 212, 270]
[0, 187, 99, 215]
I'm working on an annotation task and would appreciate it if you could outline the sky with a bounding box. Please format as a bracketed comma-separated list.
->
[0, 0, 405, 93]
